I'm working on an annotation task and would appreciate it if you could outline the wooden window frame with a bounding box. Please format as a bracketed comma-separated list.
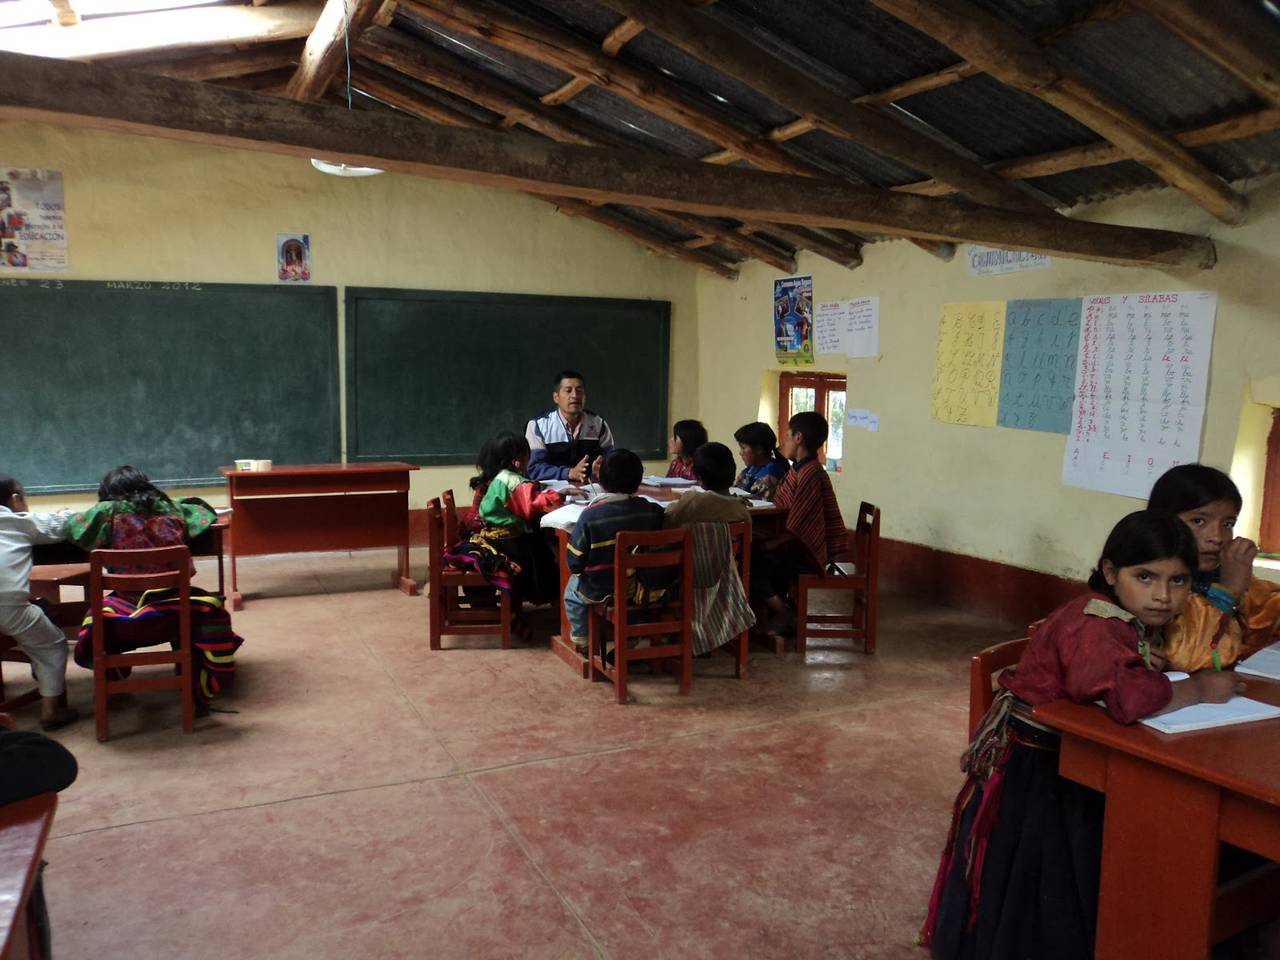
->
[1259, 409, 1280, 553]
[779, 371, 847, 468]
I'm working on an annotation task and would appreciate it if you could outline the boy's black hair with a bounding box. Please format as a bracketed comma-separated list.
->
[99, 465, 174, 513]
[672, 419, 708, 458]
[553, 369, 585, 389]
[600, 448, 643, 495]
[733, 422, 789, 472]
[788, 410, 829, 452]
[692, 442, 736, 492]
[1148, 463, 1243, 514]
[470, 432, 531, 492]
[0, 474, 18, 509]
[1085, 510, 1198, 598]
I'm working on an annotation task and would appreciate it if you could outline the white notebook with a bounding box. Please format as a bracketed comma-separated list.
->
[642, 475, 697, 487]
[1140, 694, 1280, 734]
[540, 503, 586, 532]
[1236, 642, 1280, 682]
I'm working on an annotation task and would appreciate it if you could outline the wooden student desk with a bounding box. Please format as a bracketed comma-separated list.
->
[543, 485, 784, 677]
[219, 462, 419, 610]
[0, 793, 56, 960]
[1035, 679, 1280, 960]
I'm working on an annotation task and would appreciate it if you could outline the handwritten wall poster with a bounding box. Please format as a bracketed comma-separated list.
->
[1062, 291, 1217, 499]
[774, 275, 814, 365]
[932, 301, 1006, 427]
[277, 233, 312, 283]
[814, 299, 845, 355]
[0, 168, 67, 272]
[966, 244, 1051, 278]
[846, 295, 880, 358]
[996, 298, 1081, 434]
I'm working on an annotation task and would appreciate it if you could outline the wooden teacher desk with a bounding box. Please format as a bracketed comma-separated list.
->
[219, 463, 419, 610]
[1035, 679, 1280, 960]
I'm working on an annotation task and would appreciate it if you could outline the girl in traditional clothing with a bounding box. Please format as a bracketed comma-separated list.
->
[665, 419, 707, 482]
[68, 465, 243, 711]
[445, 433, 564, 637]
[1148, 463, 1280, 672]
[731, 421, 789, 502]
[922, 510, 1242, 960]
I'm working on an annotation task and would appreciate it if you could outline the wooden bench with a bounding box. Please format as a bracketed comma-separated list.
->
[0, 792, 56, 960]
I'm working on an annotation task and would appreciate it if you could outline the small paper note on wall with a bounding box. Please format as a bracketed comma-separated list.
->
[996, 298, 1081, 434]
[932, 301, 1006, 427]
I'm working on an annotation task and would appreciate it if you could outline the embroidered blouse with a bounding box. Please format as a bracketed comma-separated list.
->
[476, 469, 564, 537]
[666, 456, 698, 481]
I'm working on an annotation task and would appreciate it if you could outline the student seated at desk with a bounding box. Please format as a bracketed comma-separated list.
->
[446, 433, 564, 635]
[1147, 464, 1280, 671]
[0, 475, 79, 730]
[665, 419, 707, 482]
[563, 449, 665, 653]
[664, 443, 750, 527]
[922, 511, 1242, 960]
[752, 412, 847, 638]
[732, 422, 789, 501]
[66, 466, 243, 710]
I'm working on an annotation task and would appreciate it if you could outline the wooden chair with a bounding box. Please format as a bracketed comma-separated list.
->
[89, 545, 195, 742]
[588, 528, 694, 704]
[795, 501, 880, 657]
[0, 792, 57, 960]
[425, 497, 513, 650]
[726, 520, 752, 679]
[0, 602, 88, 714]
[968, 637, 1029, 736]
[441, 488, 462, 546]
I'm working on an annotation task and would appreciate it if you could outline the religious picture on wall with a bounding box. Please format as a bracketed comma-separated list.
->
[277, 233, 312, 283]
[774, 274, 814, 365]
[0, 167, 67, 272]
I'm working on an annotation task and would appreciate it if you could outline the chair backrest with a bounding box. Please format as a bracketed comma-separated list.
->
[442, 489, 460, 546]
[89, 545, 193, 654]
[612, 528, 693, 613]
[968, 637, 1030, 737]
[852, 501, 880, 572]
[425, 498, 444, 590]
[726, 519, 751, 590]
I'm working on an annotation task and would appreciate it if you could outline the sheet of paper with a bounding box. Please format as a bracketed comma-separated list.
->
[540, 503, 585, 532]
[932, 301, 1006, 427]
[814, 300, 846, 355]
[847, 408, 870, 429]
[1140, 695, 1280, 735]
[748, 499, 774, 510]
[997, 298, 1080, 434]
[965, 244, 1051, 277]
[642, 475, 697, 487]
[867, 414, 880, 433]
[846, 296, 880, 359]
[1062, 291, 1217, 499]
[1236, 643, 1280, 682]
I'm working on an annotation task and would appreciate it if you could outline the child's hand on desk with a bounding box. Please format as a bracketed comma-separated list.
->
[568, 456, 590, 484]
[1192, 670, 1245, 704]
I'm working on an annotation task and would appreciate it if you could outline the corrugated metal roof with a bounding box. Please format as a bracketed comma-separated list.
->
[560, 84, 724, 158]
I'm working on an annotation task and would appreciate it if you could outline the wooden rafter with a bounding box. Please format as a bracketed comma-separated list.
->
[0, 50, 1215, 269]
[743, 224, 863, 269]
[349, 66, 741, 278]
[864, 0, 1248, 225]
[126, 40, 306, 82]
[896, 107, 1280, 198]
[356, 27, 796, 271]
[594, 0, 1046, 216]
[0, 2, 322, 61]
[286, 0, 384, 101]
[48, 0, 79, 27]
[1125, 0, 1280, 109]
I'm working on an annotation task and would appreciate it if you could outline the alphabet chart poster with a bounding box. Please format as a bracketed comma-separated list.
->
[931, 301, 1006, 427]
[996, 298, 1080, 434]
[1062, 291, 1217, 499]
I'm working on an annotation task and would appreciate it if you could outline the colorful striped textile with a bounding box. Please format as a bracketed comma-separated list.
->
[689, 523, 755, 656]
[75, 588, 243, 705]
[773, 457, 849, 567]
[442, 527, 521, 594]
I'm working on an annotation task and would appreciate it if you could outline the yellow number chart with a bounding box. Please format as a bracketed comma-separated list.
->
[931, 301, 1006, 427]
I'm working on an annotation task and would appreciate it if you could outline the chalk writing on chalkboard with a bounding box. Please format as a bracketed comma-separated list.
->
[932, 301, 1006, 427]
[1062, 291, 1217, 499]
[996, 298, 1080, 434]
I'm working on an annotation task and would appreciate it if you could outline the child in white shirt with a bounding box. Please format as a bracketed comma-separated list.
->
[0, 475, 78, 729]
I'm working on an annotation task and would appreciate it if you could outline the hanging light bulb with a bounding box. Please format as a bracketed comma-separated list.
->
[310, 0, 384, 178]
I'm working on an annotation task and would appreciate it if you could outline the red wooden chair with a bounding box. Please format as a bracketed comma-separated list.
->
[441, 488, 462, 545]
[0, 602, 85, 714]
[89, 545, 195, 742]
[967, 637, 1029, 737]
[425, 497, 513, 650]
[795, 501, 880, 656]
[726, 519, 752, 679]
[588, 528, 694, 704]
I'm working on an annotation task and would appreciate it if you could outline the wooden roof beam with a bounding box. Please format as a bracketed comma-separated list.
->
[0, 51, 1215, 269]
[865, 0, 1248, 225]
[896, 107, 1280, 197]
[286, 0, 384, 101]
[128, 40, 306, 82]
[595, 0, 1048, 216]
[1125, 0, 1280, 108]
[357, 28, 796, 271]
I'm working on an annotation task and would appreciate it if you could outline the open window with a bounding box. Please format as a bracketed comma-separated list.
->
[779, 372, 846, 471]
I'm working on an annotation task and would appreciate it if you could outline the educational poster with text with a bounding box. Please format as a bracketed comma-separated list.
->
[0, 168, 67, 272]
[931, 301, 1006, 427]
[996, 298, 1080, 434]
[774, 275, 814, 365]
[814, 296, 880, 358]
[1062, 291, 1217, 499]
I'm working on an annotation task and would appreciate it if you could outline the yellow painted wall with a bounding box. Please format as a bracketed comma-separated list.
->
[11, 123, 700, 511]
[694, 175, 1280, 581]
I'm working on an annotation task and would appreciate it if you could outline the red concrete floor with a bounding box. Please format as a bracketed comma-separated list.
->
[21, 549, 1018, 959]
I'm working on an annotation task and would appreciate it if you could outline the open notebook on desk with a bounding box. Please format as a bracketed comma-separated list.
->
[642, 475, 697, 487]
[1236, 642, 1280, 682]
[1139, 673, 1280, 734]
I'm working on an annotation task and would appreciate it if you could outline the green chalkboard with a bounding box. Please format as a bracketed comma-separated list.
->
[345, 288, 670, 466]
[0, 278, 339, 493]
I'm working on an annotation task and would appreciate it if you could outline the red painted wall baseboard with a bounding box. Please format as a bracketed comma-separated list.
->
[880, 537, 1084, 629]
